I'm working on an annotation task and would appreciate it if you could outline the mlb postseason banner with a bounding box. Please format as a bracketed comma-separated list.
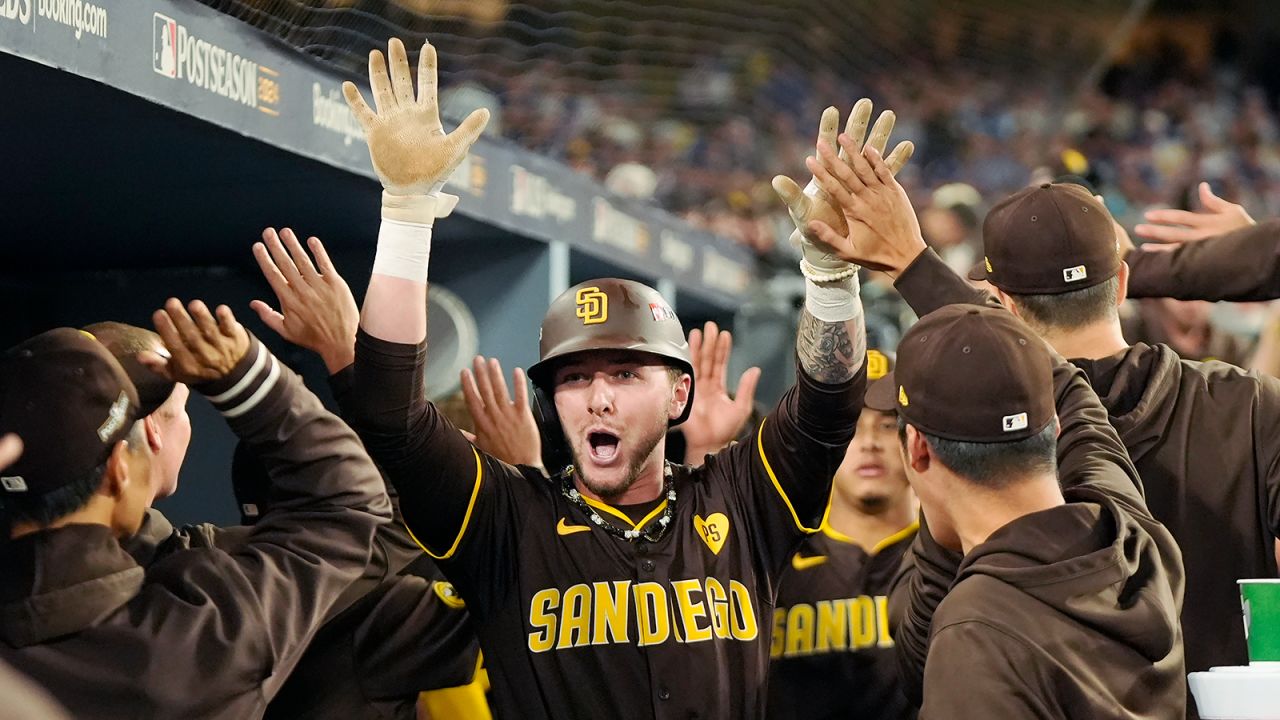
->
[0, 0, 755, 306]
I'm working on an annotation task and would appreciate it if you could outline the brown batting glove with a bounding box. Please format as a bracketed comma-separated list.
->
[343, 38, 489, 225]
[772, 99, 914, 283]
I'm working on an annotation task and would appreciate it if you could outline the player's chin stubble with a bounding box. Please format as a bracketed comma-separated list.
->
[573, 418, 667, 502]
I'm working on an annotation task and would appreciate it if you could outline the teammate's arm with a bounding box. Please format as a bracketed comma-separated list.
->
[1126, 219, 1280, 302]
[140, 300, 391, 700]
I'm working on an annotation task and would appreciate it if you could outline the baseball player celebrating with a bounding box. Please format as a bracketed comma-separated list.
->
[326, 38, 899, 718]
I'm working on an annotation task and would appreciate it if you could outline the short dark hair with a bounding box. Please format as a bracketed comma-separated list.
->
[1006, 275, 1120, 333]
[2, 420, 147, 526]
[898, 416, 1057, 489]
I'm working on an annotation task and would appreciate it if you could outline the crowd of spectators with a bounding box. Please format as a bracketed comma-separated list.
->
[439, 38, 1280, 269]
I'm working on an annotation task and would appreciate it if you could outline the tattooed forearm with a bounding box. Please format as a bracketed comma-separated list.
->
[796, 307, 866, 383]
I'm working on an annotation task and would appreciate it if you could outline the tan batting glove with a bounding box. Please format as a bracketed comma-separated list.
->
[343, 38, 489, 225]
[772, 100, 914, 283]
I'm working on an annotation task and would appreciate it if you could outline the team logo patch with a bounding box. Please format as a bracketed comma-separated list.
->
[867, 349, 889, 381]
[649, 302, 675, 322]
[1, 476, 28, 493]
[695, 513, 729, 555]
[433, 581, 467, 609]
[898, 386, 909, 407]
[1002, 412, 1029, 432]
[1062, 265, 1088, 283]
[575, 287, 608, 325]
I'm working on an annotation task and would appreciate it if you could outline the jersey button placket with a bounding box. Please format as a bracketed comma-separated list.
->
[641, 558, 656, 573]
[658, 687, 671, 701]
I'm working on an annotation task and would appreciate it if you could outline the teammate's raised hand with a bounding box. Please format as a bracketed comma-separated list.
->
[0, 434, 22, 471]
[251, 228, 359, 374]
[1134, 181, 1255, 245]
[807, 139, 927, 276]
[140, 299, 250, 384]
[772, 100, 914, 282]
[460, 356, 544, 470]
[681, 321, 761, 465]
[343, 38, 489, 198]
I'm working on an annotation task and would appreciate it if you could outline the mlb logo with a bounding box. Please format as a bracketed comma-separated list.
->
[649, 302, 675, 322]
[153, 14, 178, 78]
[1, 476, 28, 493]
[1002, 412, 1029, 433]
[1062, 265, 1088, 283]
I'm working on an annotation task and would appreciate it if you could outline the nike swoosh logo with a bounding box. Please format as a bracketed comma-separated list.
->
[557, 518, 592, 536]
[791, 553, 828, 571]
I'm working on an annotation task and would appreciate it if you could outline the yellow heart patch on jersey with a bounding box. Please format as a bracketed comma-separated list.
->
[695, 513, 729, 555]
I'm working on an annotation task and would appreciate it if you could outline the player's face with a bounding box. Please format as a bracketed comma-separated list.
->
[150, 383, 191, 501]
[553, 352, 685, 501]
[833, 409, 910, 513]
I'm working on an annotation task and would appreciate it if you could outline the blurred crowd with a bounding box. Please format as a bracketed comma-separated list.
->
[440, 38, 1280, 268]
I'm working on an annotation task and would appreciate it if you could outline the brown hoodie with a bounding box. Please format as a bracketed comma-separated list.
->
[891, 250, 1186, 718]
[0, 339, 392, 719]
[899, 247, 1280, 686]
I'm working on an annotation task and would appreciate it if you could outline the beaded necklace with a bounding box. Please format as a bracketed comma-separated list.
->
[558, 463, 677, 543]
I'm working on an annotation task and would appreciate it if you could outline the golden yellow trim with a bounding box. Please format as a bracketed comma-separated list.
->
[581, 494, 669, 531]
[756, 419, 819, 534]
[820, 521, 856, 545]
[405, 446, 484, 560]
[432, 581, 467, 609]
[870, 519, 920, 556]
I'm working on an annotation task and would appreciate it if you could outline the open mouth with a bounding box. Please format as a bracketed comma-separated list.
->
[588, 431, 621, 463]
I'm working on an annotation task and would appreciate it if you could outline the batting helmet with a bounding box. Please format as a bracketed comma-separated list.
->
[528, 279, 694, 472]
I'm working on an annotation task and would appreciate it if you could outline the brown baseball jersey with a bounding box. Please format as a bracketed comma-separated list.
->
[341, 330, 865, 719]
[767, 523, 918, 720]
[896, 247, 1280, 689]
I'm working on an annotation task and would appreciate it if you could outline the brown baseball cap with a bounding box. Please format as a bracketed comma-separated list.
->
[863, 348, 897, 412]
[895, 305, 1054, 442]
[0, 328, 141, 496]
[966, 183, 1119, 294]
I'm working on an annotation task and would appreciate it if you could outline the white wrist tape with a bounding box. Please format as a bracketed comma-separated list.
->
[804, 276, 861, 322]
[373, 218, 433, 283]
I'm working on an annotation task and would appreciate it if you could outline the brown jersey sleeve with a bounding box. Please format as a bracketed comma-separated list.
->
[338, 329, 530, 601]
[893, 248, 1003, 317]
[195, 337, 393, 699]
[707, 361, 865, 577]
[889, 514, 963, 705]
[1126, 219, 1280, 302]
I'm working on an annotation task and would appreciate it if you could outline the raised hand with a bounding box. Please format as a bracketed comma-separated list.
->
[460, 356, 544, 470]
[140, 299, 250, 384]
[0, 434, 22, 471]
[251, 228, 359, 374]
[806, 137, 928, 276]
[1134, 181, 1255, 245]
[681, 321, 762, 465]
[772, 100, 915, 282]
[343, 38, 489, 199]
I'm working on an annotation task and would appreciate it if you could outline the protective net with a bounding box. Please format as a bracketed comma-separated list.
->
[199, 0, 1151, 255]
